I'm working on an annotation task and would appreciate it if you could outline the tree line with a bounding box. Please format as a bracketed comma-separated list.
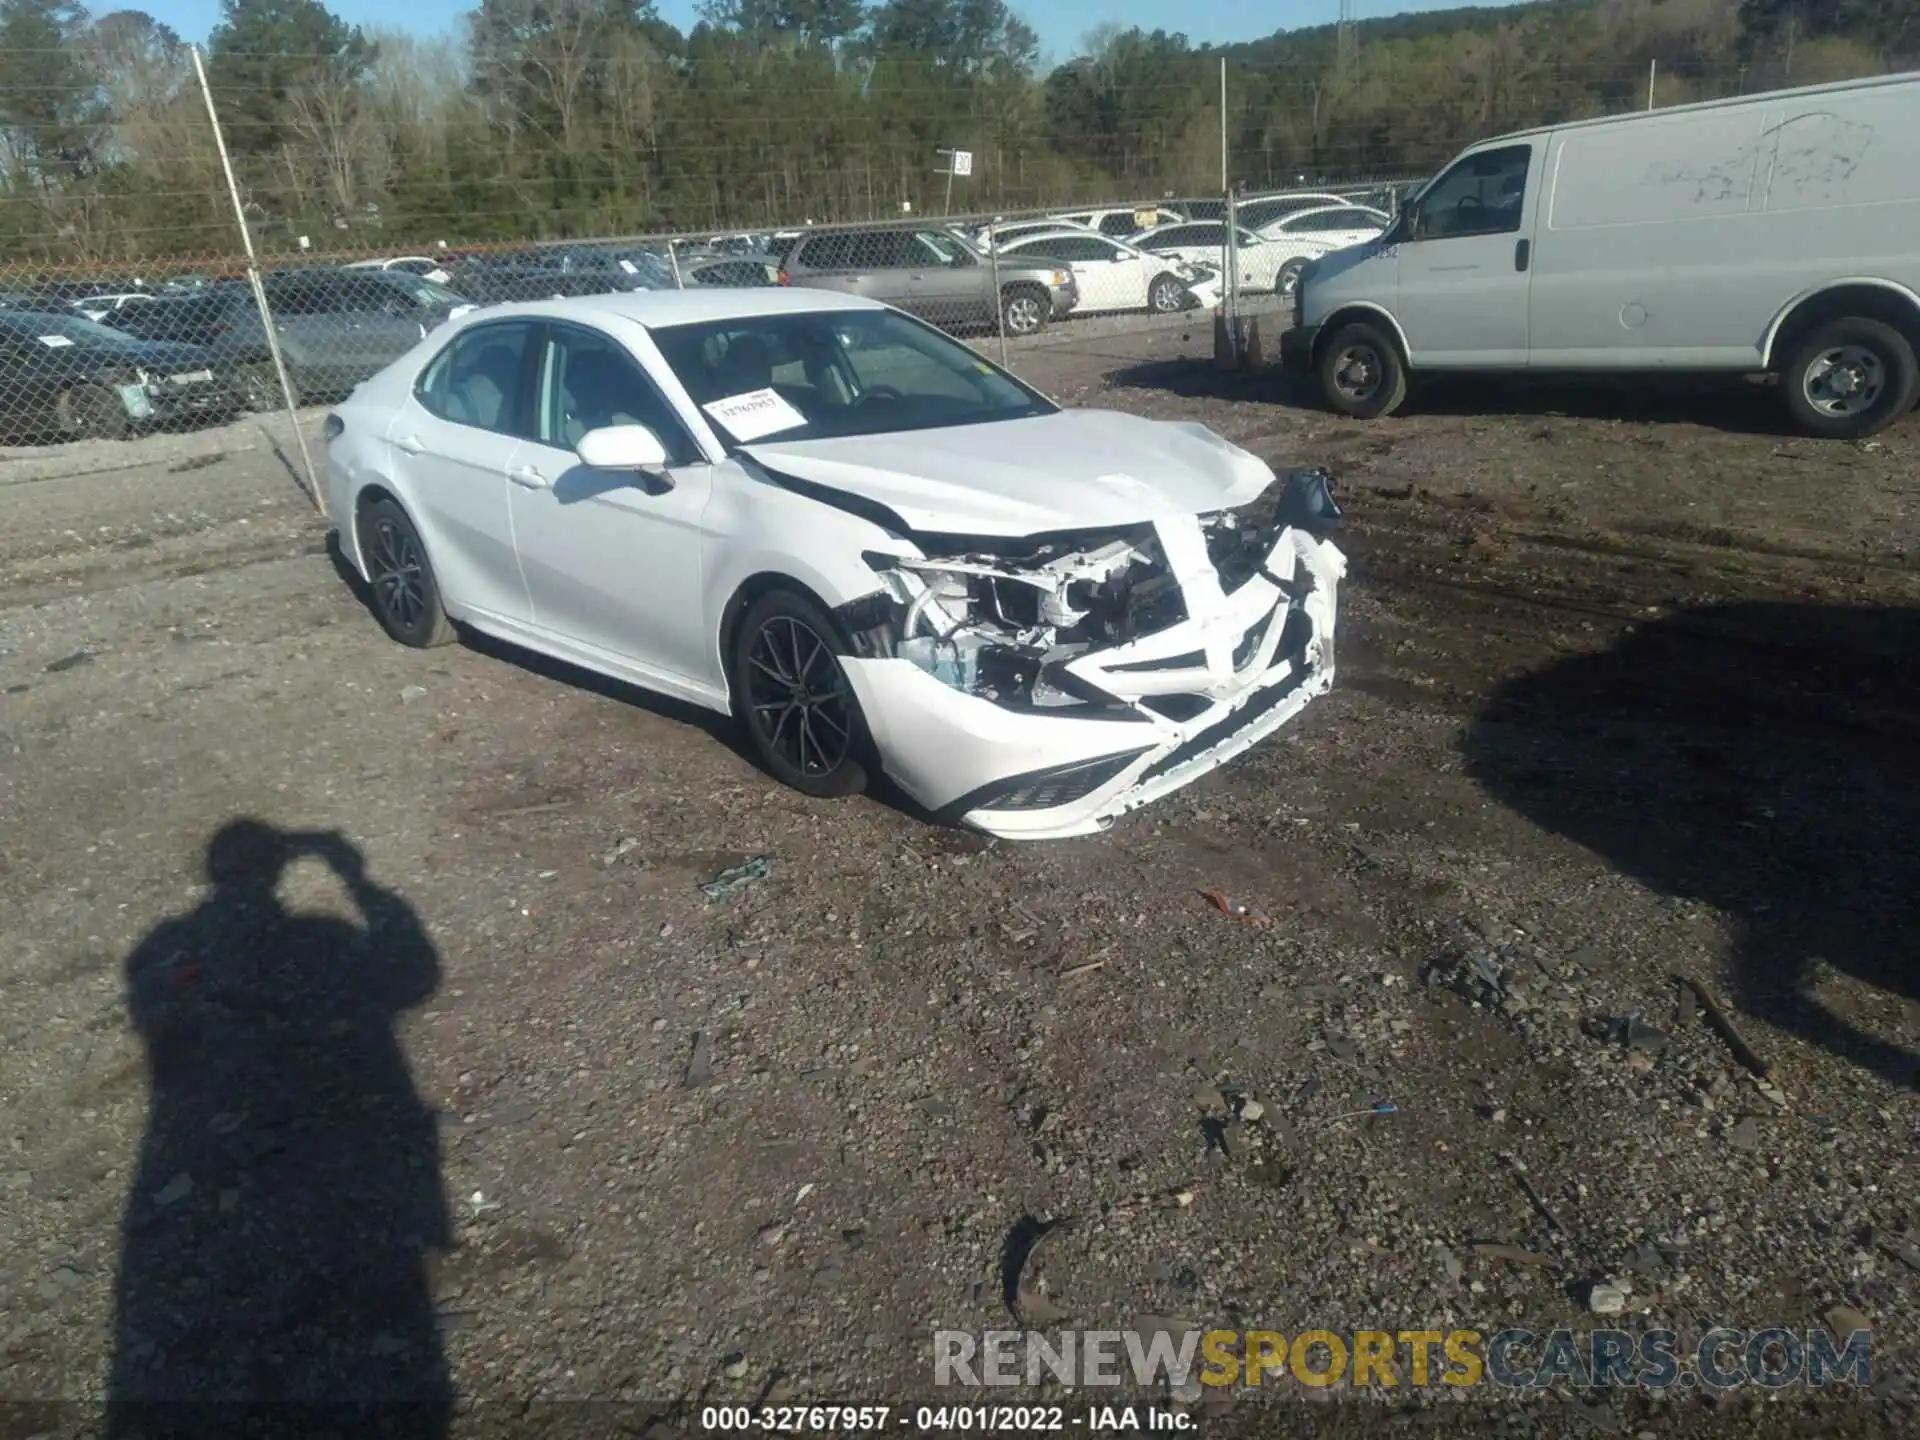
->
[0, 0, 1910, 268]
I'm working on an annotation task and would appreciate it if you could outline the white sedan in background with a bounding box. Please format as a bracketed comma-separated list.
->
[1254, 204, 1391, 252]
[1050, 205, 1188, 239]
[346, 255, 454, 285]
[1233, 192, 1354, 231]
[323, 289, 1344, 839]
[1134, 211, 1387, 299]
[991, 229, 1221, 314]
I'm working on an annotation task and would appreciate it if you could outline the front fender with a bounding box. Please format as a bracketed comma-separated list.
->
[700, 465, 913, 692]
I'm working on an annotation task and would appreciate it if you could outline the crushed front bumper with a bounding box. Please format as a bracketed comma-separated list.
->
[843, 525, 1343, 840]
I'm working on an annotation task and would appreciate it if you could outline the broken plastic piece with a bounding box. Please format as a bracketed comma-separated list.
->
[1200, 888, 1273, 929]
[1329, 1101, 1398, 1123]
[700, 856, 771, 902]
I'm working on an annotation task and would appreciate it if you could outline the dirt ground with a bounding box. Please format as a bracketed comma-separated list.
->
[2, 323, 1917, 1440]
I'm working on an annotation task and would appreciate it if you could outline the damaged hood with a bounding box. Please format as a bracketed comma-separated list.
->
[742, 409, 1274, 537]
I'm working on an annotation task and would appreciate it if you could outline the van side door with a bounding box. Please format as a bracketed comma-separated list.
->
[1393, 143, 1540, 367]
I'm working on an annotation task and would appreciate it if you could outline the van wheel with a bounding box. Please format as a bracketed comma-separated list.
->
[1781, 319, 1918, 439]
[1319, 322, 1407, 419]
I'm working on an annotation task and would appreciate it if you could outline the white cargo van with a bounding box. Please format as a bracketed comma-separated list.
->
[1280, 72, 1920, 438]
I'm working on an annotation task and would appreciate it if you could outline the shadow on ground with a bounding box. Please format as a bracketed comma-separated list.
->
[1461, 604, 1920, 1088]
[328, 534, 971, 839]
[108, 821, 451, 1437]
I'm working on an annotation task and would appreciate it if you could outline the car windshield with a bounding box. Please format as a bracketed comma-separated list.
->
[652, 308, 1055, 446]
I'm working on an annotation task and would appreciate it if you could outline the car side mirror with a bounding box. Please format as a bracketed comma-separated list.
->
[577, 424, 673, 490]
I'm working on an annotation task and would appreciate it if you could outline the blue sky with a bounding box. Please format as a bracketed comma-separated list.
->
[132, 1, 1501, 65]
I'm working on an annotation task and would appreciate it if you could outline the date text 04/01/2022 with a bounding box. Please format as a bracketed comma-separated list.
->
[698, 1404, 1195, 1431]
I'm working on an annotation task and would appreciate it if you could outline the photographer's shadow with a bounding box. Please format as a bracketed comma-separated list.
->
[108, 820, 451, 1436]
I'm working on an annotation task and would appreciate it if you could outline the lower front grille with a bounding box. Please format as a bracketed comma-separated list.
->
[1138, 668, 1311, 784]
[1142, 694, 1212, 722]
[977, 748, 1147, 812]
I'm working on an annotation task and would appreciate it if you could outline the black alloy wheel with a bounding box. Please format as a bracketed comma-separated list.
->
[358, 497, 455, 648]
[732, 590, 870, 799]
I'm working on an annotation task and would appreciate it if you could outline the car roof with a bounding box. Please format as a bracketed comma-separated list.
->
[1001, 228, 1119, 247]
[1272, 203, 1388, 223]
[462, 287, 889, 329]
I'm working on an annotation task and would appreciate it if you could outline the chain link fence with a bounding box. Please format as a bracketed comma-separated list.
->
[0, 168, 1418, 498]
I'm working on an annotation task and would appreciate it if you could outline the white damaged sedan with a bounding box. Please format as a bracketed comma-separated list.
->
[324, 289, 1344, 839]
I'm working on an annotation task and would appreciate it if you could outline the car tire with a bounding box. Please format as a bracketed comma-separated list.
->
[729, 588, 871, 800]
[1000, 285, 1050, 337]
[357, 497, 455, 649]
[1779, 318, 1919, 440]
[1148, 274, 1185, 314]
[233, 360, 296, 413]
[1319, 322, 1408, 420]
[59, 384, 132, 441]
[1275, 259, 1307, 298]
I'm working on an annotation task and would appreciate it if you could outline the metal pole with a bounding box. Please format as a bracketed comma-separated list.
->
[1647, 59, 1657, 110]
[668, 238, 684, 289]
[191, 44, 322, 517]
[989, 239, 1008, 371]
[1219, 59, 1228, 193]
[943, 163, 955, 217]
[1226, 187, 1241, 357]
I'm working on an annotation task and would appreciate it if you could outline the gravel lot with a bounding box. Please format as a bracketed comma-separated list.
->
[2, 322, 1916, 1439]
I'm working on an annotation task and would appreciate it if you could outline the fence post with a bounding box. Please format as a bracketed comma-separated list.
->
[190, 44, 323, 518]
[989, 233, 1009, 371]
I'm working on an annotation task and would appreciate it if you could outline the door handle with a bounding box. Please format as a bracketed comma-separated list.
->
[1514, 239, 1532, 273]
[508, 465, 549, 490]
[394, 433, 425, 454]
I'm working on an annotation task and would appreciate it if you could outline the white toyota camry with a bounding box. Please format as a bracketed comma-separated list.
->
[324, 289, 1345, 839]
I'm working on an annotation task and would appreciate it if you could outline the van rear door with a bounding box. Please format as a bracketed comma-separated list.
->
[1393, 143, 1540, 367]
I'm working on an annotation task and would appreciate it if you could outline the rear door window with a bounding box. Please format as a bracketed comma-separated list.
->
[415, 321, 536, 435]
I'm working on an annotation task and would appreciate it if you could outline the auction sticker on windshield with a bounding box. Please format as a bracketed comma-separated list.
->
[703, 387, 807, 441]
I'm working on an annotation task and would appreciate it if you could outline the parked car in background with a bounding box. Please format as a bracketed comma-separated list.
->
[680, 256, 779, 288]
[1250, 205, 1393, 296]
[69, 291, 160, 323]
[0, 311, 234, 441]
[1049, 204, 1188, 239]
[1234, 192, 1353, 231]
[346, 255, 454, 284]
[107, 268, 466, 408]
[777, 226, 1077, 335]
[446, 247, 675, 306]
[1283, 71, 1920, 437]
[972, 218, 1094, 251]
[1131, 221, 1312, 295]
[705, 233, 773, 256]
[991, 230, 1218, 314]
[1345, 180, 1423, 215]
[323, 288, 1343, 838]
